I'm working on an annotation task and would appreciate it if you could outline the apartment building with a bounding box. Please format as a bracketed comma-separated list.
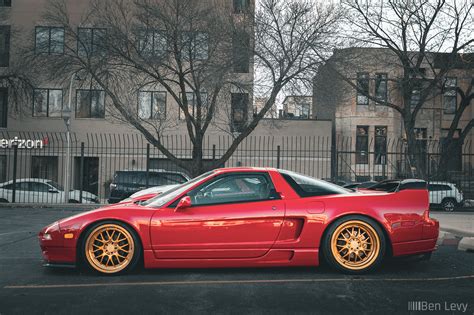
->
[282, 95, 313, 119]
[0, 0, 333, 199]
[313, 47, 473, 181]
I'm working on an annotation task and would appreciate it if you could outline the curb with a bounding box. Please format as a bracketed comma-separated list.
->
[440, 225, 474, 237]
[439, 226, 474, 251]
[458, 237, 474, 252]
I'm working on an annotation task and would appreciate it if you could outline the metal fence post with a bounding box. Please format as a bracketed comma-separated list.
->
[12, 144, 17, 203]
[79, 142, 84, 203]
[146, 143, 150, 188]
[212, 144, 216, 161]
[276, 145, 280, 169]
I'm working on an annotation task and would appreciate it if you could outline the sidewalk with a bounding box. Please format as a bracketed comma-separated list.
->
[431, 212, 474, 252]
[431, 212, 474, 236]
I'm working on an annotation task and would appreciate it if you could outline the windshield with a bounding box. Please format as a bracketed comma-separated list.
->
[143, 171, 215, 208]
[47, 180, 64, 191]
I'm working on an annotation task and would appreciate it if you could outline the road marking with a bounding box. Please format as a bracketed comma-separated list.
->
[4, 275, 474, 289]
[0, 231, 32, 236]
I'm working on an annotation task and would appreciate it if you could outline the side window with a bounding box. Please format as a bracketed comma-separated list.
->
[16, 182, 30, 191]
[2, 183, 14, 190]
[441, 185, 452, 191]
[30, 182, 51, 192]
[188, 173, 275, 206]
[280, 170, 348, 197]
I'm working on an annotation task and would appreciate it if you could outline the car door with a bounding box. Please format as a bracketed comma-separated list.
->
[14, 182, 31, 203]
[29, 182, 60, 204]
[150, 172, 285, 259]
[0, 183, 26, 202]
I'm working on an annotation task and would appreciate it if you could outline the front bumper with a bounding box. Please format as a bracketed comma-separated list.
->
[38, 222, 77, 265]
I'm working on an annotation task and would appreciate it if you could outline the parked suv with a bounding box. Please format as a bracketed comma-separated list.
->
[428, 181, 464, 212]
[108, 169, 190, 203]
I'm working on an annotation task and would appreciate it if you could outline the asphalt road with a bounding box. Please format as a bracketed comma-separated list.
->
[0, 208, 473, 315]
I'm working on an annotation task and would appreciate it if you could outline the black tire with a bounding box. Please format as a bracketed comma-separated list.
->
[322, 215, 386, 274]
[0, 198, 9, 203]
[68, 199, 80, 204]
[441, 198, 456, 212]
[80, 220, 142, 275]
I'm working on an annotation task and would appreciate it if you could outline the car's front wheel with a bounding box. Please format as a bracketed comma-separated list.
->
[322, 216, 386, 274]
[441, 198, 456, 212]
[82, 221, 141, 275]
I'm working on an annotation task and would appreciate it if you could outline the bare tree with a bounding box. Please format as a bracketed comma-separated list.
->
[0, 9, 33, 116]
[24, 0, 340, 176]
[438, 73, 473, 178]
[322, 0, 472, 177]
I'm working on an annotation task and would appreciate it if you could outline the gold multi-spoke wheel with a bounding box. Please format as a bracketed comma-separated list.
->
[84, 223, 136, 274]
[324, 217, 385, 273]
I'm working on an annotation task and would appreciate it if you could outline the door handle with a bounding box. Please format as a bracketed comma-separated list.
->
[271, 206, 277, 210]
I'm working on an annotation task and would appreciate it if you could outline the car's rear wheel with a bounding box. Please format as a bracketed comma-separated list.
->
[441, 198, 456, 212]
[323, 216, 385, 274]
[82, 221, 141, 275]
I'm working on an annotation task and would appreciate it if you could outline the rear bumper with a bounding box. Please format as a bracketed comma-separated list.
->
[392, 238, 438, 257]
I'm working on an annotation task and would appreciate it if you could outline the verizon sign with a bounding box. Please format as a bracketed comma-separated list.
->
[0, 136, 48, 149]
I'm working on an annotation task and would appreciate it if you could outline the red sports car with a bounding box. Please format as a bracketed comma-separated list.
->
[38, 167, 439, 275]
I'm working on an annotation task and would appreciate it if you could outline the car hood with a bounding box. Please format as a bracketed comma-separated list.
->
[129, 185, 178, 198]
[56, 203, 146, 226]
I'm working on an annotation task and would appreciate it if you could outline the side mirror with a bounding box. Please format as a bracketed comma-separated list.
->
[48, 189, 59, 194]
[175, 196, 191, 212]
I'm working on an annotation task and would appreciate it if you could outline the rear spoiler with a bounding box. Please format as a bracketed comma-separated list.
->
[366, 179, 427, 192]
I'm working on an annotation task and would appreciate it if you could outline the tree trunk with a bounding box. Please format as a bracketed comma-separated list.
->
[404, 121, 426, 179]
[189, 137, 205, 177]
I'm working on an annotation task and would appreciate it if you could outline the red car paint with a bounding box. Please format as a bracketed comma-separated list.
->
[38, 167, 439, 269]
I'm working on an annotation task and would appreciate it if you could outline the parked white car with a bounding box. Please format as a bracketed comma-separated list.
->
[428, 181, 464, 212]
[0, 178, 99, 204]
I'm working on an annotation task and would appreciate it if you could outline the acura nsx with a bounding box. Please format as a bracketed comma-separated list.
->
[39, 167, 439, 275]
